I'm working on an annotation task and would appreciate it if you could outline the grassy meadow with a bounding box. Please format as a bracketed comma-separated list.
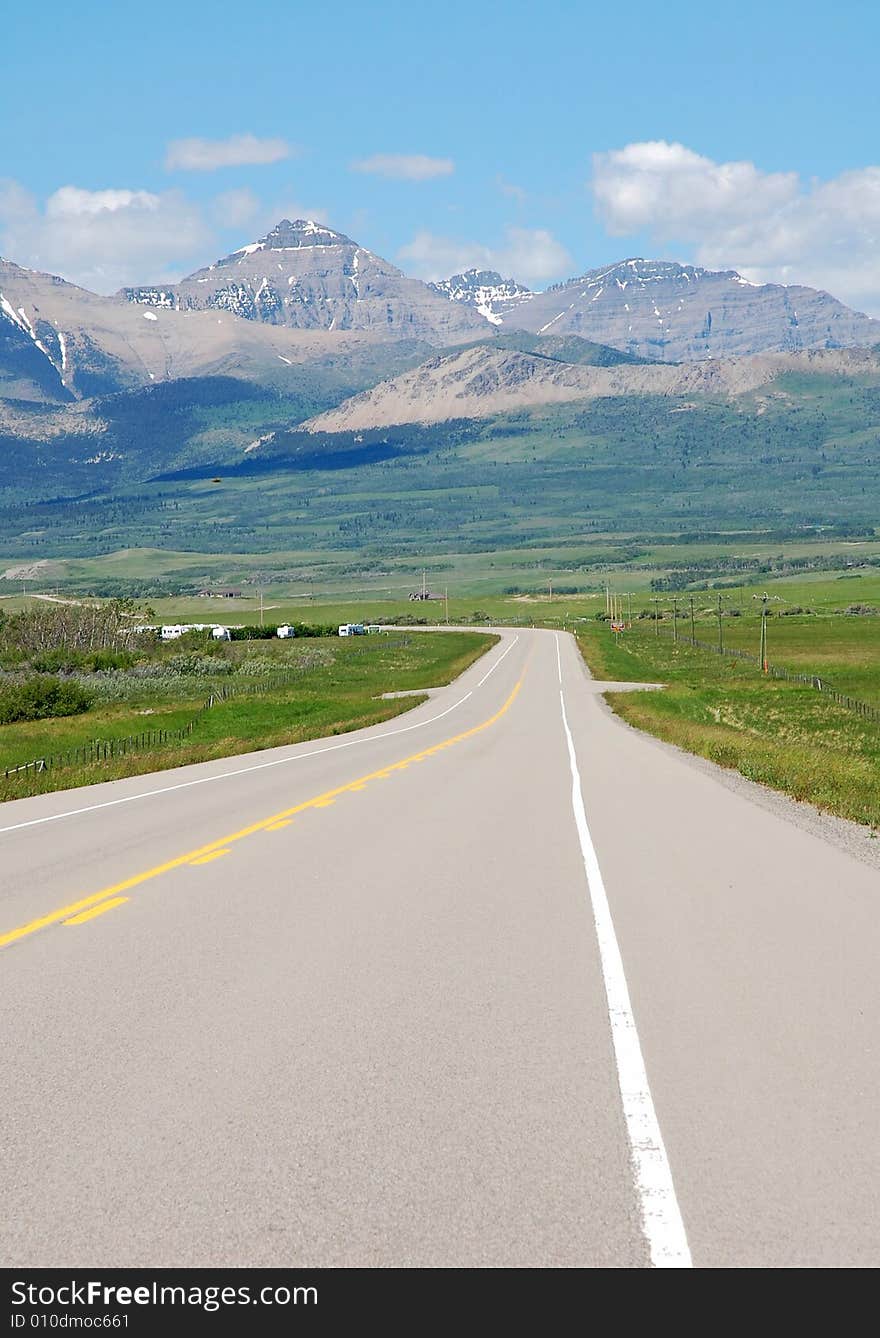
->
[2, 545, 879, 823]
[575, 611, 880, 828]
[0, 629, 494, 801]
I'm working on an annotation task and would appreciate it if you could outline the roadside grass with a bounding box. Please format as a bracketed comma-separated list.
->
[575, 620, 880, 829]
[0, 631, 494, 802]
[708, 615, 880, 706]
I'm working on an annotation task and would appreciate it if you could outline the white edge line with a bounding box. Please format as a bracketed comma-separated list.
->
[0, 635, 519, 837]
[556, 633, 692, 1268]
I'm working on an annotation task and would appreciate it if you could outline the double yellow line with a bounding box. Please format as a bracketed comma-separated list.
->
[0, 671, 525, 951]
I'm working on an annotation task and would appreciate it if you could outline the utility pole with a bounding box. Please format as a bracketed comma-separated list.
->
[444, 586, 449, 624]
[717, 593, 724, 653]
[422, 569, 427, 600]
[651, 596, 661, 634]
[689, 595, 696, 645]
[627, 591, 633, 628]
[758, 592, 769, 672]
[672, 597, 678, 643]
[548, 577, 553, 602]
[259, 588, 264, 627]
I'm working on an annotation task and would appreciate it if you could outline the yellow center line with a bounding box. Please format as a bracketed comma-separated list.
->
[189, 849, 231, 865]
[264, 819, 293, 831]
[64, 897, 129, 927]
[0, 669, 525, 951]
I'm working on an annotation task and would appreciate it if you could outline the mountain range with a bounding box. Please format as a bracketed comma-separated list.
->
[2, 217, 880, 505]
[431, 258, 880, 360]
[3, 218, 880, 410]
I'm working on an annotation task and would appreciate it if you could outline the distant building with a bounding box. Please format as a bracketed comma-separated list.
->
[197, 588, 243, 599]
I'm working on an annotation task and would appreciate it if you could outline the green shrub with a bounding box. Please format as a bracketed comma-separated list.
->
[228, 623, 337, 640]
[0, 676, 93, 724]
[165, 653, 234, 677]
[30, 648, 138, 674]
[236, 655, 283, 677]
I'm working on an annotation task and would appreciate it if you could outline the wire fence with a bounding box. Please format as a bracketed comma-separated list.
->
[642, 624, 880, 724]
[2, 636, 412, 782]
[3, 675, 274, 781]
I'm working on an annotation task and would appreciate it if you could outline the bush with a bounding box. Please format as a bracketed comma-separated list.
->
[0, 599, 151, 655]
[30, 648, 138, 674]
[0, 676, 93, 724]
[229, 625, 279, 640]
[235, 655, 282, 677]
[229, 622, 337, 640]
[165, 654, 234, 677]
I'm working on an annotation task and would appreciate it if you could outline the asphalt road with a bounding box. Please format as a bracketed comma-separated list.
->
[1, 628, 878, 1268]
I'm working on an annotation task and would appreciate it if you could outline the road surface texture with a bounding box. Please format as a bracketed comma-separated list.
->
[1, 629, 878, 1268]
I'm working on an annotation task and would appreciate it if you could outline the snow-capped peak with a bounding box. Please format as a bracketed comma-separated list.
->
[555, 257, 762, 294]
[429, 268, 532, 324]
[207, 221, 357, 272]
[259, 219, 354, 250]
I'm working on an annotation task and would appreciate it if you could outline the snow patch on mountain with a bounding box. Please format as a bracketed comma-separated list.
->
[429, 268, 532, 324]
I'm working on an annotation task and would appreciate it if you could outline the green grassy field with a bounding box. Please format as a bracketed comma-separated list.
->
[4, 561, 878, 632]
[0, 631, 494, 802]
[575, 617, 880, 828]
[3, 549, 879, 821]
[3, 369, 880, 588]
[3, 521, 879, 611]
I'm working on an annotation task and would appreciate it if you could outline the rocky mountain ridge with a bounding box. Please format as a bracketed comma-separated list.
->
[428, 268, 532, 325]
[3, 225, 880, 423]
[0, 253, 437, 402]
[480, 258, 880, 360]
[302, 342, 880, 433]
[119, 219, 490, 343]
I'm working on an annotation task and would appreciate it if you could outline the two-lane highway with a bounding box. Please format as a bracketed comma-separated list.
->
[1, 629, 879, 1267]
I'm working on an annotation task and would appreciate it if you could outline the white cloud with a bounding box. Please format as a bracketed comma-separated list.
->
[496, 175, 527, 205]
[399, 232, 487, 279]
[0, 183, 214, 292]
[592, 141, 797, 235]
[47, 187, 162, 217]
[499, 228, 572, 283]
[399, 226, 571, 288]
[212, 189, 328, 237]
[351, 154, 454, 182]
[0, 178, 35, 224]
[0, 178, 334, 292]
[212, 188, 262, 229]
[165, 134, 292, 172]
[591, 140, 880, 315]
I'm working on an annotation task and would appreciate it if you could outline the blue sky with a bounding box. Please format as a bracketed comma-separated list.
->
[3, 0, 879, 310]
